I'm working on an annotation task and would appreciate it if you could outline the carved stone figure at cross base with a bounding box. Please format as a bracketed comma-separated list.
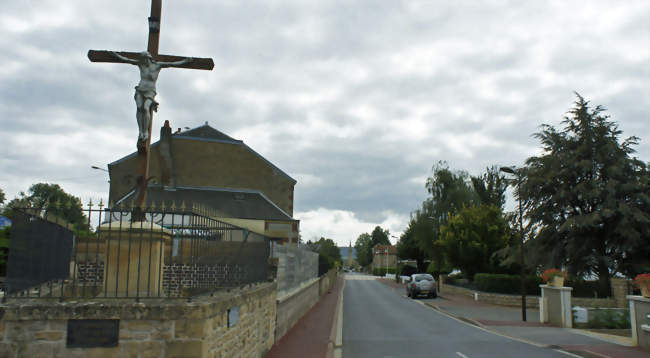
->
[110, 51, 193, 149]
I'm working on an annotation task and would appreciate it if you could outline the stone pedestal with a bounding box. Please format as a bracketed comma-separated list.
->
[540, 284, 573, 328]
[99, 221, 171, 297]
[611, 278, 630, 307]
[628, 295, 650, 351]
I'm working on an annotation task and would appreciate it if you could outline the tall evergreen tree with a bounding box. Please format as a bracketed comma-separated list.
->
[370, 226, 391, 247]
[471, 166, 508, 209]
[522, 94, 649, 290]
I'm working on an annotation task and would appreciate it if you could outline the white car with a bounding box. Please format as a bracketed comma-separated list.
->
[406, 273, 437, 298]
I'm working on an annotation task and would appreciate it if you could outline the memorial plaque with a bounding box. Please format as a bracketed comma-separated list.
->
[228, 307, 239, 328]
[66, 319, 119, 348]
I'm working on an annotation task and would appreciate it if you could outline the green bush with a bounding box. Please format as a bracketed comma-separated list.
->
[399, 265, 418, 277]
[580, 309, 630, 329]
[373, 267, 397, 276]
[444, 272, 463, 285]
[426, 262, 452, 277]
[474, 273, 543, 295]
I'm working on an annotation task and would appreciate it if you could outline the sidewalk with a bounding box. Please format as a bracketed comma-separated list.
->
[265, 276, 343, 358]
[378, 279, 648, 358]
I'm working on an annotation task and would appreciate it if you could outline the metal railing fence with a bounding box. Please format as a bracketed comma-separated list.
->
[4, 201, 270, 300]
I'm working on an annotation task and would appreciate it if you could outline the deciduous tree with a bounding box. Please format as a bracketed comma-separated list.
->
[5, 183, 89, 232]
[437, 204, 509, 279]
[354, 233, 373, 268]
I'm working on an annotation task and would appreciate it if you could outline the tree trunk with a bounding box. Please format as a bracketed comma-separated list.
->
[596, 260, 611, 297]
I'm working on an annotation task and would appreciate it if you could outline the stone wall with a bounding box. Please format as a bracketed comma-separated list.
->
[275, 245, 318, 295]
[318, 269, 337, 297]
[0, 282, 276, 358]
[440, 282, 540, 308]
[275, 269, 338, 343]
[572, 297, 617, 308]
[611, 278, 631, 307]
[440, 281, 619, 309]
[275, 278, 320, 343]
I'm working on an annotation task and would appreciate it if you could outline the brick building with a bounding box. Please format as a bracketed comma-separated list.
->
[371, 244, 397, 270]
[107, 122, 299, 244]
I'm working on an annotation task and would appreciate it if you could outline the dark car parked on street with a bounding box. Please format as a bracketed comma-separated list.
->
[406, 273, 437, 298]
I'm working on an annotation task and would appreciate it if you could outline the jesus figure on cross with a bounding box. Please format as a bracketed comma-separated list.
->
[110, 51, 193, 148]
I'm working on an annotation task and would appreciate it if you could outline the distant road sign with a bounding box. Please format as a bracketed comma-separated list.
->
[0, 216, 11, 228]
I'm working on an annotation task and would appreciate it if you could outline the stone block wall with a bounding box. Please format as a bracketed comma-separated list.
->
[440, 280, 619, 309]
[275, 278, 320, 342]
[162, 263, 247, 296]
[440, 283, 540, 308]
[275, 269, 338, 343]
[319, 269, 337, 297]
[572, 297, 617, 308]
[611, 278, 631, 307]
[0, 282, 276, 358]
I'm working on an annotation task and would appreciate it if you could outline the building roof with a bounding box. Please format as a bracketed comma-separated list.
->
[175, 123, 239, 142]
[373, 244, 396, 255]
[117, 185, 295, 221]
[108, 124, 296, 184]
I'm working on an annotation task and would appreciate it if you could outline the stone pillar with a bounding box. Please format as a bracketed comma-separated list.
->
[611, 278, 629, 307]
[540, 285, 573, 328]
[99, 221, 171, 297]
[628, 295, 650, 351]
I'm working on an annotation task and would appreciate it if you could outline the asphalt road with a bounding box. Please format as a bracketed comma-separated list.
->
[342, 277, 572, 358]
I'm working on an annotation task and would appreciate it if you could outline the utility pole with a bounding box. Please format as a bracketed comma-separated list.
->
[500, 166, 527, 322]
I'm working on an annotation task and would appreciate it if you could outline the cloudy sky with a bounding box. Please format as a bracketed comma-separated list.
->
[1, 0, 648, 246]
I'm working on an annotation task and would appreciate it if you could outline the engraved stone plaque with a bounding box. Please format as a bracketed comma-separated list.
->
[66, 319, 119, 348]
[228, 306, 239, 328]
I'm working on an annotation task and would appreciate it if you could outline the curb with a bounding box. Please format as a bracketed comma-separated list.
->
[422, 301, 622, 358]
[326, 276, 345, 358]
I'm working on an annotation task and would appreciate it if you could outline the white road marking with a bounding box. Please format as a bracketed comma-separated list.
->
[344, 274, 377, 280]
[411, 300, 582, 357]
[554, 349, 589, 358]
[456, 352, 469, 358]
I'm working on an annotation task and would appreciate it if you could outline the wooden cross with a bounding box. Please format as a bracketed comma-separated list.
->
[88, 0, 214, 220]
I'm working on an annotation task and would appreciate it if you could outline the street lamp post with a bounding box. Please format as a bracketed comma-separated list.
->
[91, 165, 109, 173]
[390, 235, 398, 274]
[500, 166, 527, 322]
[427, 216, 443, 293]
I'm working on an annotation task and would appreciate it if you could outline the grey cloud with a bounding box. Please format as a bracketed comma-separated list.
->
[1, 0, 648, 236]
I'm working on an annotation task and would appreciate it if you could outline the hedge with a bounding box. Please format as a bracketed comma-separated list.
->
[399, 265, 418, 277]
[474, 273, 543, 295]
[567, 279, 610, 298]
[373, 267, 397, 276]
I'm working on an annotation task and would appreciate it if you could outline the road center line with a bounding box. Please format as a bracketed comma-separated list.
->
[456, 352, 469, 358]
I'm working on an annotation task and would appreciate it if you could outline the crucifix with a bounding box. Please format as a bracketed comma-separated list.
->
[88, 0, 213, 221]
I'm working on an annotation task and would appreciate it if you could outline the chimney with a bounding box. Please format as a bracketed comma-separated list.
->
[159, 122, 176, 188]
